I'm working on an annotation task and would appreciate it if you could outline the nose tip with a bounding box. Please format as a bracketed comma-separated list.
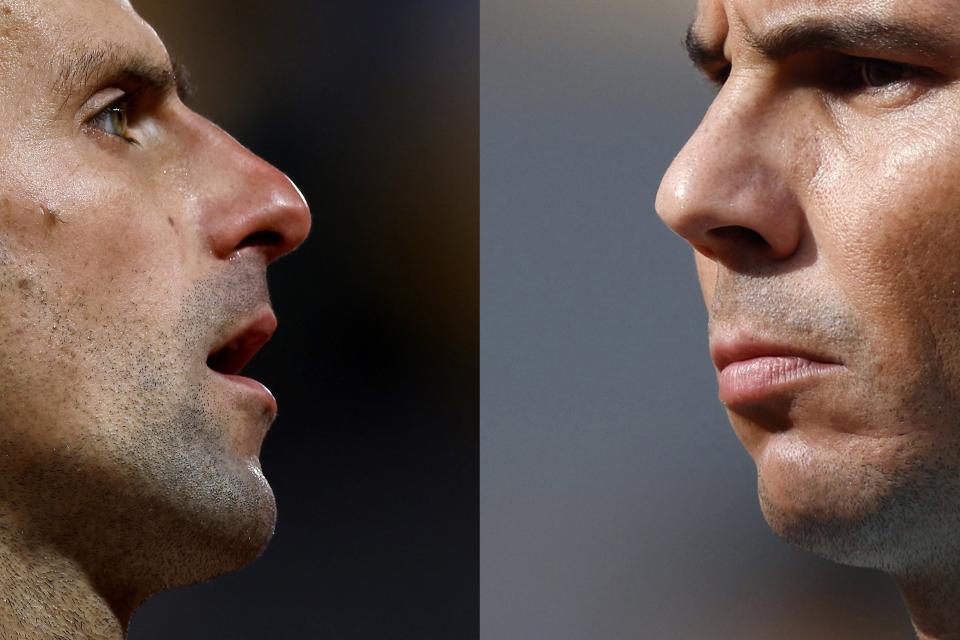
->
[655, 120, 804, 268]
[656, 157, 721, 253]
[654, 164, 693, 240]
[188, 108, 314, 265]
[204, 155, 313, 265]
[261, 172, 312, 264]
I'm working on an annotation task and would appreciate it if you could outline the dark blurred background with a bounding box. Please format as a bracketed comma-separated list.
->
[130, 2, 477, 638]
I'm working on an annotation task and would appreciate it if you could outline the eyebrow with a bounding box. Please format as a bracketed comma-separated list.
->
[53, 44, 194, 103]
[684, 16, 959, 72]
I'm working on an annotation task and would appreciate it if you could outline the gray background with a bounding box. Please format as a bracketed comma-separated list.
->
[481, 1, 914, 638]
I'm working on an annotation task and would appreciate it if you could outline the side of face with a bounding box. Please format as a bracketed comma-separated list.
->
[657, 0, 960, 574]
[0, 0, 310, 602]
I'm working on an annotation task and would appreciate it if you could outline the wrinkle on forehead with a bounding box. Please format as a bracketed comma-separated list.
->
[0, 0, 166, 61]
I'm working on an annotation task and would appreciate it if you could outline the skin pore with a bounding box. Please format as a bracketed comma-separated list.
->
[0, 0, 311, 638]
[656, 0, 960, 638]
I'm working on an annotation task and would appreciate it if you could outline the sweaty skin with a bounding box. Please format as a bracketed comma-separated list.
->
[0, 0, 311, 637]
[657, 0, 960, 638]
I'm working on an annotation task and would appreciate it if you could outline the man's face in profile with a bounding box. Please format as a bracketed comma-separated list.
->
[0, 0, 309, 622]
[657, 0, 960, 576]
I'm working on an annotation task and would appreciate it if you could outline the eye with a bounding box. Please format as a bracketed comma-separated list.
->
[854, 58, 916, 88]
[824, 55, 938, 106]
[87, 96, 136, 144]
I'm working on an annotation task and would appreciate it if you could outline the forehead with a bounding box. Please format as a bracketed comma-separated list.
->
[694, 0, 960, 43]
[0, 0, 166, 66]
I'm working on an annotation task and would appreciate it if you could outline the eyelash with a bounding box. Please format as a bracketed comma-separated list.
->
[843, 57, 923, 92]
[709, 56, 928, 95]
[86, 94, 139, 146]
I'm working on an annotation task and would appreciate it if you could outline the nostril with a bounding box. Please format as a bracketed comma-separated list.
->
[236, 230, 284, 252]
[708, 225, 769, 250]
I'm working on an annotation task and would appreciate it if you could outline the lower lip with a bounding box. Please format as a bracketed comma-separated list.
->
[214, 372, 278, 415]
[718, 356, 841, 407]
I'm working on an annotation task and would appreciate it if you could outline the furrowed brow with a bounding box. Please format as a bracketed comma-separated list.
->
[745, 18, 958, 62]
[54, 45, 193, 103]
[683, 16, 959, 75]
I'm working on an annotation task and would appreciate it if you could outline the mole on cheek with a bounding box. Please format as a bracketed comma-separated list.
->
[38, 206, 65, 226]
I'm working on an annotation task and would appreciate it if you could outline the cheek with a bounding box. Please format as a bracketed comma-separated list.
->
[815, 109, 960, 404]
[8, 172, 196, 305]
[826, 96, 960, 280]
[0, 180, 202, 411]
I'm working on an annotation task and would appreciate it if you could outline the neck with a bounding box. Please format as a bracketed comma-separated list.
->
[899, 567, 960, 640]
[0, 519, 128, 639]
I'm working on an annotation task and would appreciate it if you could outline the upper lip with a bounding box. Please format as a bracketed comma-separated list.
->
[206, 308, 278, 376]
[709, 333, 842, 372]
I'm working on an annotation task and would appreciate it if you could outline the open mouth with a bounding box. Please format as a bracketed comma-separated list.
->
[206, 310, 278, 378]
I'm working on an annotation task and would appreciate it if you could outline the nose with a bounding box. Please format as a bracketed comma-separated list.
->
[191, 116, 312, 265]
[654, 81, 805, 269]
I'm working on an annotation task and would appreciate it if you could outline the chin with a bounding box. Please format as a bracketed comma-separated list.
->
[141, 457, 280, 592]
[754, 441, 956, 575]
[200, 464, 278, 571]
[757, 474, 890, 569]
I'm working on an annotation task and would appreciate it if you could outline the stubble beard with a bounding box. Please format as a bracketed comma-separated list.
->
[0, 254, 279, 605]
[756, 437, 960, 578]
[711, 270, 960, 579]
